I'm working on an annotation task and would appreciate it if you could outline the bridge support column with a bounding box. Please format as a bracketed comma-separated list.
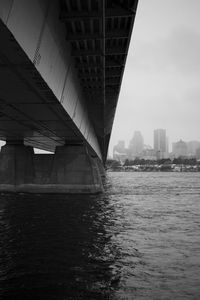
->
[91, 155, 106, 177]
[0, 141, 104, 194]
[48, 142, 104, 193]
[0, 141, 35, 192]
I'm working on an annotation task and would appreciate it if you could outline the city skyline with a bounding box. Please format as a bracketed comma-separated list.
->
[112, 129, 200, 153]
[108, 0, 200, 157]
[112, 128, 200, 160]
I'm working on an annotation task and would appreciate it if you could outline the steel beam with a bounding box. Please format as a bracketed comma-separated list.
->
[66, 30, 129, 41]
[60, 8, 134, 21]
[72, 46, 126, 57]
[75, 61, 124, 68]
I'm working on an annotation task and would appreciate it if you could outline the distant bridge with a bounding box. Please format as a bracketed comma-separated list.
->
[0, 0, 138, 193]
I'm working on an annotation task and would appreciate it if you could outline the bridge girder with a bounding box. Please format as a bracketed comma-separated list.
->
[61, 0, 139, 160]
[0, 0, 138, 162]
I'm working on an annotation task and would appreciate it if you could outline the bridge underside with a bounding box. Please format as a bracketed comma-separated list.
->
[0, 0, 138, 193]
[60, 0, 138, 161]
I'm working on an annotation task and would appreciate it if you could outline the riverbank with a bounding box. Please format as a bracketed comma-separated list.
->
[108, 164, 200, 172]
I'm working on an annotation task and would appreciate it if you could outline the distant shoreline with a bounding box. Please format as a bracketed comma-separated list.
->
[107, 169, 200, 173]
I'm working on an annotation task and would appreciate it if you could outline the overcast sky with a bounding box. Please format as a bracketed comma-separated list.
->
[108, 0, 200, 155]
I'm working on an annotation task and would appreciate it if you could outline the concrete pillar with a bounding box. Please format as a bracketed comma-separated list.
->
[49, 142, 104, 193]
[91, 155, 106, 177]
[34, 154, 54, 184]
[0, 141, 35, 192]
[97, 158, 106, 177]
[0, 141, 104, 194]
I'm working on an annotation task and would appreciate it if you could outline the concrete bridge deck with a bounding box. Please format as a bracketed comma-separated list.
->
[0, 0, 138, 193]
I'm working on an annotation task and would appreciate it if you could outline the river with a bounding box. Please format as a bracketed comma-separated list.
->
[0, 172, 200, 299]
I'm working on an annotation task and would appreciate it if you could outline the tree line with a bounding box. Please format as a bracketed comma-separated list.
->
[107, 157, 199, 168]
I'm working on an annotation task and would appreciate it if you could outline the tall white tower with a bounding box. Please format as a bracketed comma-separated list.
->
[154, 129, 168, 159]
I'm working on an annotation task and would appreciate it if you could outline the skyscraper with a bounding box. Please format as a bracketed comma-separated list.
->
[113, 140, 127, 161]
[187, 141, 200, 156]
[172, 140, 188, 158]
[154, 129, 168, 159]
[129, 131, 144, 158]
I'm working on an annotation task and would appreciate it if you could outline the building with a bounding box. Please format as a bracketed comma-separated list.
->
[128, 131, 144, 158]
[172, 140, 188, 158]
[113, 140, 128, 162]
[187, 141, 200, 156]
[154, 129, 168, 159]
[195, 147, 200, 160]
[113, 140, 126, 154]
[141, 148, 157, 160]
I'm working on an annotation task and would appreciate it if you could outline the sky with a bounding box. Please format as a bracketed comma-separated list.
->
[108, 0, 200, 156]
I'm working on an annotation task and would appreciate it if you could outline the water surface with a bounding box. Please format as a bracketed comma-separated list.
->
[0, 172, 200, 299]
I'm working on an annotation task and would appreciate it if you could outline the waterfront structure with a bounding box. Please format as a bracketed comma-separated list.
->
[172, 140, 188, 158]
[128, 131, 144, 158]
[0, 0, 139, 193]
[154, 129, 168, 159]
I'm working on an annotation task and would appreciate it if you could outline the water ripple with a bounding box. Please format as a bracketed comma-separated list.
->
[0, 172, 200, 299]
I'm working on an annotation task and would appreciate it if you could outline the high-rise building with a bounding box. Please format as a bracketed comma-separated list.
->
[113, 140, 127, 162]
[128, 131, 144, 158]
[196, 147, 200, 160]
[166, 136, 169, 155]
[172, 140, 188, 158]
[113, 140, 125, 153]
[187, 141, 200, 156]
[154, 129, 168, 159]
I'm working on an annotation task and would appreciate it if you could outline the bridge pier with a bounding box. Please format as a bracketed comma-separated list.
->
[48, 142, 104, 193]
[0, 141, 104, 194]
[91, 155, 106, 178]
[0, 141, 35, 192]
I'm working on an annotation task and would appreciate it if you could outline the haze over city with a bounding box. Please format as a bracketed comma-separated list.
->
[108, 0, 200, 156]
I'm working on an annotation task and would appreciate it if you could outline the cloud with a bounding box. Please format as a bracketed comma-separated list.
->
[167, 28, 200, 74]
[109, 1, 200, 155]
[183, 87, 200, 104]
[128, 27, 200, 76]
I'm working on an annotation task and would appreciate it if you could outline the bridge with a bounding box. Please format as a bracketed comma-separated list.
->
[0, 0, 138, 193]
